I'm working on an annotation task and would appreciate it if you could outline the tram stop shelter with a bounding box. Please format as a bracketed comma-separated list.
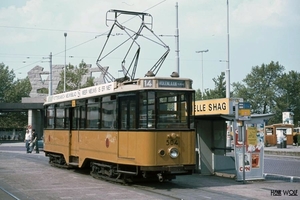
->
[194, 98, 273, 177]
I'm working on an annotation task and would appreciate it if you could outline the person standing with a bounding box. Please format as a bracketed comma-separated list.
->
[30, 129, 39, 153]
[24, 129, 31, 153]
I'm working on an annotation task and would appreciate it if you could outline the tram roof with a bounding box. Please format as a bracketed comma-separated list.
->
[44, 76, 194, 105]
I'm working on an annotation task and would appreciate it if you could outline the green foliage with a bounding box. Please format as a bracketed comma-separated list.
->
[196, 72, 226, 100]
[272, 70, 300, 125]
[195, 61, 300, 125]
[232, 61, 284, 115]
[56, 60, 94, 93]
[0, 63, 31, 128]
[195, 89, 202, 100]
[0, 112, 28, 128]
[6, 77, 31, 103]
[37, 87, 48, 94]
[230, 61, 300, 125]
[0, 63, 15, 102]
[205, 72, 226, 99]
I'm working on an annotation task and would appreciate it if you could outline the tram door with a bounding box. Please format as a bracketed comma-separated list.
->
[118, 95, 137, 159]
[70, 107, 79, 157]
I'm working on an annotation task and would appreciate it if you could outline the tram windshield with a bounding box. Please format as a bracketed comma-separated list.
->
[139, 91, 194, 129]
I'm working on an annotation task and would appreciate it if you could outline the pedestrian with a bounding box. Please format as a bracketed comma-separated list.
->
[24, 129, 31, 153]
[29, 129, 39, 153]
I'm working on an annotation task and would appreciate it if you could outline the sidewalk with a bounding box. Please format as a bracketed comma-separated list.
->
[1, 142, 299, 156]
[0, 141, 43, 154]
[264, 144, 300, 156]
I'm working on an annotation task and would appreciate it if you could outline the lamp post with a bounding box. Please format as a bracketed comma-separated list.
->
[196, 49, 209, 98]
[226, 0, 230, 98]
[64, 32, 67, 92]
[219, 59, 229, 97]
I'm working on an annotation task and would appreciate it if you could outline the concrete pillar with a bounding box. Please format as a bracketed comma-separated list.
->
[28, 109, 33, 126]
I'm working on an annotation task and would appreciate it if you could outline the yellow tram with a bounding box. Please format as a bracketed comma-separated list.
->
[43, 9, 196, 182]
[44, 77, 195, 182]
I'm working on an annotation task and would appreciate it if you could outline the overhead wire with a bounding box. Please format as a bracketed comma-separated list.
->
[4, 0, 167, 72]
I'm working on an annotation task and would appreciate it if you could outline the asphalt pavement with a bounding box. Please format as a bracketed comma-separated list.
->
[1, 141, 299, 182]
[0, 147, 299, 200]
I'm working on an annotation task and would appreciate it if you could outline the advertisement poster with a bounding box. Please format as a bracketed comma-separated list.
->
[235, 123, 264, 181]
[238, 153, 251, 172]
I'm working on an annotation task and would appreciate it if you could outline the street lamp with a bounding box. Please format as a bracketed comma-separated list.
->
[219, 59, 230, 97]
[196, 49, 209, 98]
[64, 32, 67, 92]
[226, 0, 230, 98]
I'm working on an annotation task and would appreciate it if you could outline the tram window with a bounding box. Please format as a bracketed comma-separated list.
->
[101, 101, 117, 129]
[139, 92, 155, 128]
[87, 104, 99, 129]
[80, 106, 86, 129]
[189, 92, 195, 129]
[129, 100, 136, 129]
[46, 105, 54, 128]
[88, 98, 99, 103]
[157, 92, 188, 129]
[55, 107, 65, 129]
[102, 96, 110, 102]
[65, 108, 70, 129]
[139, 93, 147, 128]
[148, 92, 155, 128]
[72, 107, 79, 129]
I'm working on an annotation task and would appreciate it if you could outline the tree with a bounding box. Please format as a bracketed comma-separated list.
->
[6, 77, 31, 103]
[230, 61, 300, 125]
[56, 60, 94, 93]
[0, 63, 31, 128]
[195, 89, 202, 100]
[0, 63, 15, 102]
[194, 61, 300, 126]
[195, 72, 226, 100]
[273, 70, 300, 125]
[232, 61, 284, 115]
[205, 72, 226, 99]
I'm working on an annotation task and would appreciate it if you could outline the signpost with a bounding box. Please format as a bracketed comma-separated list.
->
[235, 102, 250, 183]
[235, 101, 265, 182]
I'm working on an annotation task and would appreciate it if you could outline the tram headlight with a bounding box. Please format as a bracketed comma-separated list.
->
[169, 148, 179, 159]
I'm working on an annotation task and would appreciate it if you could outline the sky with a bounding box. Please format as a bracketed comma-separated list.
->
[0, 0, 299, 92]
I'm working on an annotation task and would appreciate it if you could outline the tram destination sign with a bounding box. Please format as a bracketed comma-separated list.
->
[158, 80, 185, 88]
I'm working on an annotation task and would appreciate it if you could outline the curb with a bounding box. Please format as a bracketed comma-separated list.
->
[264, 150, 300, 157]
[214, 172, 236, 179]
[264, 173, 300, 182]
[214, 172, 300, 183]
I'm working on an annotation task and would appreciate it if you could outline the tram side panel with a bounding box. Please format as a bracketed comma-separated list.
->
[44, 129, 197, 169]
[76, 130, 119, 167]
[44, 129, 70, 163]
[118, 131, 195, 167]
